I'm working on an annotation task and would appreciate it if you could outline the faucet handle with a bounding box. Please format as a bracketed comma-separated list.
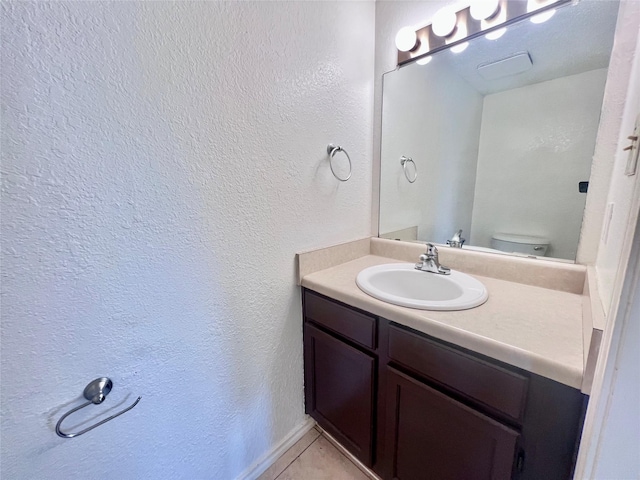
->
[426, 243, 438, 256]
[447, 229, 466, 247]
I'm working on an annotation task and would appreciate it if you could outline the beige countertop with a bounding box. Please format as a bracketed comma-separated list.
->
[301, 253, 584, 389]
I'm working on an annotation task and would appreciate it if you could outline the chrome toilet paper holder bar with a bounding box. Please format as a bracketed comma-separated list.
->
[55, 377, 141, 438]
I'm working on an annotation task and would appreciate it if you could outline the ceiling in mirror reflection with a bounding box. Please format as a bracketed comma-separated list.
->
[378, 0, 619, 261]
[430, 0, 617, 94]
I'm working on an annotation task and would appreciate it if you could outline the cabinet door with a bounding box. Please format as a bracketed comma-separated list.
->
[385, 367, 519, 480]
[304, 323, 375, 466]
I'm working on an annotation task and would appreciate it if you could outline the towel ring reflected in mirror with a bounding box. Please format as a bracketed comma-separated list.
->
[400, 156, 417, 183]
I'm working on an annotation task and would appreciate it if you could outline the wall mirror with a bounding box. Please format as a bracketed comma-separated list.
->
[378, 0, 619, 261]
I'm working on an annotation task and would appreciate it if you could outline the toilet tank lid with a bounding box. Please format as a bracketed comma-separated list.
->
[492, 233, 550, 245]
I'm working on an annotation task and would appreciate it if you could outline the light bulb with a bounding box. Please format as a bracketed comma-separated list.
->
[530, 8, 555, 23]
[470, 0, 500, 21]
[416, 56, 433, 65]
[432, 8, 457, 37]
[451, 42, 469, 53]
[395, 27, 418, 52]
[485, 27, 506, 40]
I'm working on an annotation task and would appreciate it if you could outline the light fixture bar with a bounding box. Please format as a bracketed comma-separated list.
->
[397, 0, 571, 66]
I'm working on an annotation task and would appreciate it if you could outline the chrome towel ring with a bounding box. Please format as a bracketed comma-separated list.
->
[55, 377, 141, 438]
[327, 144, 352, 182]
[400, 156, 417, 183]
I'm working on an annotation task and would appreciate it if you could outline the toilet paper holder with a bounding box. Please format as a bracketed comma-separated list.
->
[55, 377, 141, 438]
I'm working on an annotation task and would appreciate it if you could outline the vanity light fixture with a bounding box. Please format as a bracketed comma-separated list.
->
[395, 0, 570, 66]
[432, 7, 458, 37]
[395, 26, 419, 52]
[470, 0, 500, 21]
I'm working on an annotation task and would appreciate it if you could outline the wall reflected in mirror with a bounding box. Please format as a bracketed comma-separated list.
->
[379, 0, 619, 261]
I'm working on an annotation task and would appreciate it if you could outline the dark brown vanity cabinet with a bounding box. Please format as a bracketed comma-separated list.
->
[302, 288, 587, 480]
[304, 323, 376, 466]
[303, 290, 378, 466]
[385, 367, 519, 480]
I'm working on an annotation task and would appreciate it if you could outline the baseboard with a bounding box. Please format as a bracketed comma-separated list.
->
[236, 417, 316, 480]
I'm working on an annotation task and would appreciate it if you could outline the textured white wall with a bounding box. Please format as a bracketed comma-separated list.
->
[577, 0, 640, 264]
[470, 69, 607, 260]
[592, 260, 640, 480]
[379, 61, 483, 243]
[570, 6, 640, 476]
[0, 2, 374, 479]
[595, 14, 640, 313]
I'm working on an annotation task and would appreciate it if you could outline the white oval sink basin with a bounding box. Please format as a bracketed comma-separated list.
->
[356, 263, 488, 311]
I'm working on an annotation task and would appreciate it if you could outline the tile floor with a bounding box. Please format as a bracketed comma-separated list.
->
[257, 426, 375, 480]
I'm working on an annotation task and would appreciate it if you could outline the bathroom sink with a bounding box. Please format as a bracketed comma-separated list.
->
[356, 263, 488, 311]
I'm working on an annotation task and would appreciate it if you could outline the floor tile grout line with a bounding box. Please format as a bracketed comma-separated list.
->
[318, 432, 380, 480]
[273, 431, 322, 480]
[328, 436, 371, 479]
[272, 434, 320, 480]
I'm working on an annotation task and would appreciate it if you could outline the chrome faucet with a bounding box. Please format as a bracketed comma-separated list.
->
[415, 243, 451, 275]
[446, 229, 466, 248]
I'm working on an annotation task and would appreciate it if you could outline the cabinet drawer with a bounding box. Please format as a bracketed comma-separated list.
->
[304, 290, 377, 349]
[388, 324, 528, 422]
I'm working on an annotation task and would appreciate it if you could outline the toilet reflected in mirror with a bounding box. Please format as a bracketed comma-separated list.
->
[490, 233, 549, 257]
